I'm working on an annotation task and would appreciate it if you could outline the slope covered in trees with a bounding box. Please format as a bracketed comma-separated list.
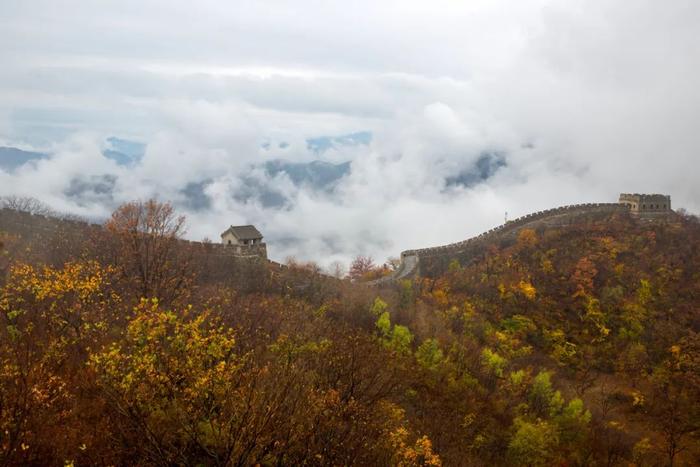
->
[400, 213, 700, 465]
[0, 200, 698, 466]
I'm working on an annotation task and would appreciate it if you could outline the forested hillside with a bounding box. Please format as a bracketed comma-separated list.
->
[1, 200, 699, 466]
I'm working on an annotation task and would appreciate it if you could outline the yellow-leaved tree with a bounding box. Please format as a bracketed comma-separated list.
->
[89, 299, 327, 465]
[0, 261, 117, 465]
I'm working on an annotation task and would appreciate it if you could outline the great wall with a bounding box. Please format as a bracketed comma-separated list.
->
[394, 203, 628, 280]
[1, 193, 675, 285]
[369, 194, 675, 283]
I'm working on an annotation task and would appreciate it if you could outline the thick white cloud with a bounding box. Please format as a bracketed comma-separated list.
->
[1, 0, 699, 268]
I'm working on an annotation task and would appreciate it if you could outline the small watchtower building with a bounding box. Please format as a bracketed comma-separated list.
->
[619, 193, 672, 217]
[221, 225, 267, 258]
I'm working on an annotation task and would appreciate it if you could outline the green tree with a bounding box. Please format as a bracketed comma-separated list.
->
[376, 311, 392, 338]
[507, 418, 559, 466]
[481, 348, 507, 378]
[529, 371, 563, 418]
[554, 398, 591, 462]
[416, 339, 444, 371]
[398, 280, 414, 310]
[371, 297, 389, 316]
[390, 325, 414, 355]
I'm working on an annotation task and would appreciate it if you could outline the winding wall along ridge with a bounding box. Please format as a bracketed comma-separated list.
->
[381, 203, 630, 281]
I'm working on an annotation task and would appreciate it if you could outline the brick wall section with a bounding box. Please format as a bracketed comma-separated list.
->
[395, 203, 632, 279]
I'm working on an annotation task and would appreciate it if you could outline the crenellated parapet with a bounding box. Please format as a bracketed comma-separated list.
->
[387, 195, 674, 281]
[400, 203, 629, 262]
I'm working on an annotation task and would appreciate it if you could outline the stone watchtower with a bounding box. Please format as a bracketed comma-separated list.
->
[619, 193, 672, 217]
[220, 224, 268, 258]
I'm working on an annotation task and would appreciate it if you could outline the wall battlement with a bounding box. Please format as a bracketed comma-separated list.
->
[370, 194, 674, 283]
[400, 203, 629, 261]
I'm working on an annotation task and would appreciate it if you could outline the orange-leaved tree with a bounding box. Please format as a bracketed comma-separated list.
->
[348, 255, 376, 281]
[104, 199, 194, 304]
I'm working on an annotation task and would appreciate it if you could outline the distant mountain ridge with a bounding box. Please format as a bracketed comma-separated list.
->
[0, 147, 48, 171]
[264, 160, 351, 188]
[103, 137, 147, 166]
[0, 137, 148, 171]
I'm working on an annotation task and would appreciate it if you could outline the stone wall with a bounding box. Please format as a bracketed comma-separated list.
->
[395, 203, 632, 279]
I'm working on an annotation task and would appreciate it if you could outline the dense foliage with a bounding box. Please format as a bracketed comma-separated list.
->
[1, 201, 699, 465]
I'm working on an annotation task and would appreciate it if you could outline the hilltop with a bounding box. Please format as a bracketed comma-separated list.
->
[0, 199, 699, 465]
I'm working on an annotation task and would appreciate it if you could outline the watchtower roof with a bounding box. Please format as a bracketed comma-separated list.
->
[220, 225, 263, 240]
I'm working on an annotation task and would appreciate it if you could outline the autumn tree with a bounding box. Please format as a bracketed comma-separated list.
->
[507, 417, 559, 466]
[104, 199, 193, 303]
[516, 228, 538, 250]
[348, 255, 376, 281]
[90, 301, 261, 465]
[89, 298, 428, 465]
[0, 261, 118, 465]
[648, 336, 700, 466]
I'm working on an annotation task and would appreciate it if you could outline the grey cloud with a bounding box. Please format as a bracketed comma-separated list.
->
[232, 175, 289, 210]
[264, 160, 350, 191]
[64, 174, 117, 205]
[180, 180, 213, 211]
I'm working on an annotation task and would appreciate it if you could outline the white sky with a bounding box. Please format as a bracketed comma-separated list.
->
[1, 0, 699, 267]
